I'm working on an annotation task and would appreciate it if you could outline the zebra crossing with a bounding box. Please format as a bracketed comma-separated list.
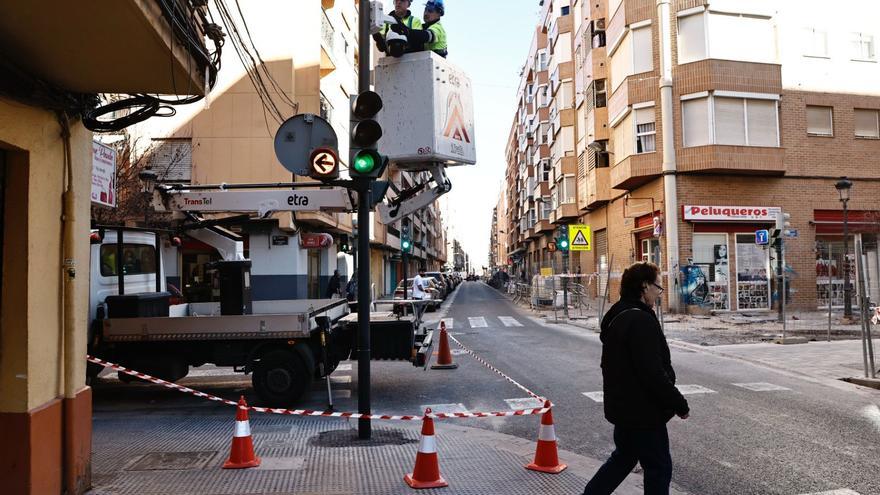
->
[427, 316, 529, 329]
[582, 382, 794, 403]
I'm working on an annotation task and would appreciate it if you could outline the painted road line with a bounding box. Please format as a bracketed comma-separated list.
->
[336, 364, 352, 372]
[582, 392, 604, 403]
[420, 403, 469, 414]
[468, 317, 488, 328]
[732, 382, 791, 392]
[440, 318, 454, 329]
[798, 490, 861, 495]
[505, 397, 545, 410]
[187, 366, 238, 377]
[676, 384, 717, 395]
[498, 316, 523, 327]
[330, 376, 352, 384]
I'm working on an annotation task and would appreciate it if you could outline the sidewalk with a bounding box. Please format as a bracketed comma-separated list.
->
[88, 411, 683, 495]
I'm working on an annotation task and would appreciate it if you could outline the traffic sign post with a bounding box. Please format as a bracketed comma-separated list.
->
[568, 224, 592, 251]
[274, 114, 338, 176]
[309, 147, 339, 180]
[755, 229, 770, 245]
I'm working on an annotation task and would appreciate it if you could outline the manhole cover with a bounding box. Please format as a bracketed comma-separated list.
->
[309, 428, 416, 447]
[127, 451, 217, 471]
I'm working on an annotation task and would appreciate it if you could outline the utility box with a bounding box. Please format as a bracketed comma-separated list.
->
[375, 51, 476, 169]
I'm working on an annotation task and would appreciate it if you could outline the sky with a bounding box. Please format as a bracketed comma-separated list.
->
[435, 1, 541, 269]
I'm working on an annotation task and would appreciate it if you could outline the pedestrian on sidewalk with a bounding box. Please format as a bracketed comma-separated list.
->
[583, 262, 689, 495]
[325, 270, 341, 298]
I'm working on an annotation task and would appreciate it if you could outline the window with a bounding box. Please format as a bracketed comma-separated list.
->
[678, 13, 706, 64]
[682, 97, 711, 147]
[542, 160, 551, 182]
[632, 25, 654, 74]
[100, 244, 157, 277]
[594, 80, 607, 108]
[635, 107, 656, 153]
[682, 94, 779, 147]
[803, 27, 829, 58]
[806, 105, 833, 136]
[692, 234, 730, 310]
[855, 109, 880, 138]
[561, 5, 570, 15]
[851, 32, 876, 61]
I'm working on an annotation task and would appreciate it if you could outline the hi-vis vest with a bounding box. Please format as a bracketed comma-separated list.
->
[424, 21, 447, 54]
[380, 13, 421, 35]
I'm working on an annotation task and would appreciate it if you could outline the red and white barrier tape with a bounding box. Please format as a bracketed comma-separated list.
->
[86, 355, 551, 420]
[444, 332, 545, 402]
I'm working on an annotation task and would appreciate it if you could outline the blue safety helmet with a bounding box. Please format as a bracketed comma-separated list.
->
[425, 0, 444, 15]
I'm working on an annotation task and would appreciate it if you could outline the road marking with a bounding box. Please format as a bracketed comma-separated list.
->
[732, 382, 791, 392]
[862, 404, 880, 433]
[420, 403, 468, 414]
[498, 316, 523, 327]
[439, 318, 454, 329]
[450, 349, 468, 355]
[798, 490, 861, 495]
[582, 391, 604, 403]
[468, 317, 488, 328]
[676, 384, 717, 395]
[505, 397, 544, 409]
[187, 366, 237, 377]
[336, 364, 352, 371]
[330, 376, 351, 384]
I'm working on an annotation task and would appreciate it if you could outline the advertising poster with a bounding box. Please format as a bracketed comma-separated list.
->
[92, 141, 116, 208]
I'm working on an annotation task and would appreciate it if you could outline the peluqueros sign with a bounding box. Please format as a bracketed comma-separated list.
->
[682, 205, 780, 222]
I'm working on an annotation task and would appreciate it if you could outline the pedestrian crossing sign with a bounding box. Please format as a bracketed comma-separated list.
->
[568, 224, 591, 251]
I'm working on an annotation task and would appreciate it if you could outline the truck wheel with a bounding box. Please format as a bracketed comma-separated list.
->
[252, 346, 315, 407]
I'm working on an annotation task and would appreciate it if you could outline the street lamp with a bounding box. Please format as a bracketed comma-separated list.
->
[138, 167, 157, 226]
[835, 177, 853, 318]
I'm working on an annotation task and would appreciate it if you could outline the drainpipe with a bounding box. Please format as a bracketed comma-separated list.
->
[657, 0, 680, 312]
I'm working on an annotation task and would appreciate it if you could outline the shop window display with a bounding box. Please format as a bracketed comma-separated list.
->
[691, 234, 730, 310]
[735, 234, 770, 310]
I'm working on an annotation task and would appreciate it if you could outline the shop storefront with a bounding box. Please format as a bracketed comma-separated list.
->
[813, 210, 880, 309]
[683, 205, 779, 311]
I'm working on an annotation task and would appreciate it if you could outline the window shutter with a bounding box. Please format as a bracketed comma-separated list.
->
[682, 98, 710, 147]
[806, 106, 833, 135]
[678, 13, 706, 64]
[632, 26, 653, 74]
[854, 109, 880, 138]
[747, 99, 778, 146]
[714, 97, 746, 145]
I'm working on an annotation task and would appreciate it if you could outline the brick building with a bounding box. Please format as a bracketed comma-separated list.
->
[499, 0, 880, 313]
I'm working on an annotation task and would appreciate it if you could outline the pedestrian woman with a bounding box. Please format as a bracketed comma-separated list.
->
[583, 262, 689, 495]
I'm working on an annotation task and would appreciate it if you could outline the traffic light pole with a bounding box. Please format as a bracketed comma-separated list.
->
[357, 0, 372, 440]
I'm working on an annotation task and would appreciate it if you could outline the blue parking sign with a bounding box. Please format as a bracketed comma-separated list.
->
[755, 229, 770, 245]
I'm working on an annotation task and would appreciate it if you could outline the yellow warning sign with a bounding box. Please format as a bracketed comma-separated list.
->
[540, 267, 553, 277]
[568, 224, 591, 251]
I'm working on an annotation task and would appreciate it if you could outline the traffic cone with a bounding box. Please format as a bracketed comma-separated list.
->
[404, 409, 448, 489]
[431, 321, 458, 370]
[525, 401, 567, 474]
[223, 396, 261, 469]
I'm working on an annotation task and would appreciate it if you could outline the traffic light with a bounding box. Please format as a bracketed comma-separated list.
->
[339, 234, 350, 253]
[556, 235, 569, 252]
[401, 223, 412, 254]
[774, 211, 791, 237]
[349, 91, 388, 179]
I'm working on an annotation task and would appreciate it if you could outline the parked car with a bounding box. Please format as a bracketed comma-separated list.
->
[393, 278, 440, 311]
[424, 272, 449, 299]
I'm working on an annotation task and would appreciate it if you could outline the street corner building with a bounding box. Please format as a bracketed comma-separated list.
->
[492, 0, 880, 314]
[0, 1, 214, 493]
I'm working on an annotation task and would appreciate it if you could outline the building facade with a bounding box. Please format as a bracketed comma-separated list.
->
[500, 0, 880, 312]
[0, 1, 213, 493]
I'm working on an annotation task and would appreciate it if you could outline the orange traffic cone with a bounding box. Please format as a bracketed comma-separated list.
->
[223, 396, 261, 469]
[525, 401, 567, 474]
[431, 321, 458, 370]
[404, 409, 448, 489]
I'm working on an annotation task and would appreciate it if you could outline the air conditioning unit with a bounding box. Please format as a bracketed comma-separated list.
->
[595, 19, 606, 31]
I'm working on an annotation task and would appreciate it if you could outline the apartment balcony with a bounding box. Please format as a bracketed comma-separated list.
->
[586, 106, 609, 142]
[677, 145, 785, 175]
[608, 77, 659, 126]
[589, 46, 607, 81]
[536, 69, 550, 86]
[535, 181, 550, 197]
[297, 211, 354, 234]
[550, 13, 574, 49]
[589, 0, 607, 20]
[674, 59, 782, 96]
[610, 152, 662, 190]
[587, 167, 613, 208]
[552, 156, 578, 183]
[608, 0, 654, 47]
[551, 203, 580, 224]
[0, 0, 209, 95]
[536, 219, 554, 233]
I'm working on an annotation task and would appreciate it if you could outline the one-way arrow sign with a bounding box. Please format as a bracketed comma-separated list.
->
[309, 147, 339, 180]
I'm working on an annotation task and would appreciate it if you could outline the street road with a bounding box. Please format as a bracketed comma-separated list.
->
[92, 281, 880, 494]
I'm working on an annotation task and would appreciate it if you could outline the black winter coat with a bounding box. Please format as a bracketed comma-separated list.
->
[599, 298, 689, 428]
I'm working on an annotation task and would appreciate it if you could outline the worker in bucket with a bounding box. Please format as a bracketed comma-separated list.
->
[389, 0, 448, 58]
[372, 0, 423, 55]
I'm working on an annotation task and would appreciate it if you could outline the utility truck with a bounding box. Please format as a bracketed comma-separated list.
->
[88, 225, 435, 406]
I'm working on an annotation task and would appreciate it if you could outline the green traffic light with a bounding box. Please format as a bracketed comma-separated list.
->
[353, 150, 376, 174]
